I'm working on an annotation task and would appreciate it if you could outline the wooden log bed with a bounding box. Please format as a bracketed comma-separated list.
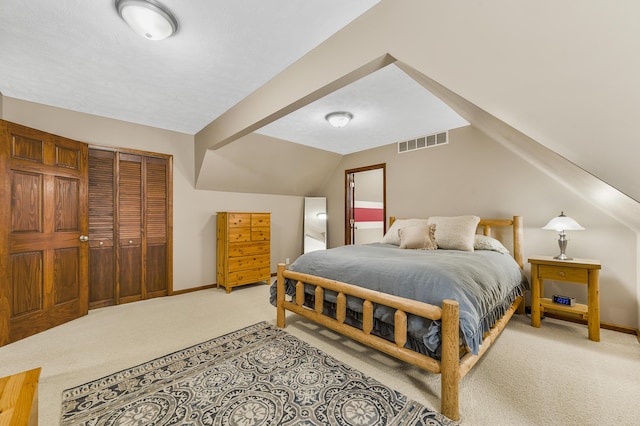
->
[276, 216, 525, 421]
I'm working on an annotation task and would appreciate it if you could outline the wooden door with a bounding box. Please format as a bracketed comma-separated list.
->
[144, 156, 169, 298]
[0, 120, 88, 346]
[118, 153, 143, 303]
[88, 149, 116, 308]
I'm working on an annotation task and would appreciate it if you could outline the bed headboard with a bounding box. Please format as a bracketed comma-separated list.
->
[388, 216, 524, 268]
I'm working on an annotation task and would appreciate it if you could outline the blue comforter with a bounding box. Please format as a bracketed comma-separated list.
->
[270, 243, 528, 356]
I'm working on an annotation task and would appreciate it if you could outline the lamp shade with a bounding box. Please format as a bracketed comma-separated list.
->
[116, 0, 178, 40]
[542, 212, 585, 231]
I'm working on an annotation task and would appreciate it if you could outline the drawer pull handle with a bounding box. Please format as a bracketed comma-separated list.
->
[558, 271, 566, 277]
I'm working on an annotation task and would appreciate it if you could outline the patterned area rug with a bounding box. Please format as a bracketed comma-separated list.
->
[61, 321, 455, 425]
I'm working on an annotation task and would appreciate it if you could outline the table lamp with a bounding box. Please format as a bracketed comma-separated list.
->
[542, 211, 585, 260]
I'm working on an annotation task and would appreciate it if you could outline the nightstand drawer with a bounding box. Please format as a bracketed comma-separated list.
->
[538, 265, 588, 283]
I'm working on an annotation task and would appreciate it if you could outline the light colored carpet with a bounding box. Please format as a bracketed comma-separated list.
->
[0, 283, 638, 425]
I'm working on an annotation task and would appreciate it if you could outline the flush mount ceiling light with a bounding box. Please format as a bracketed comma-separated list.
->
[325, 111, 353, 128]
[115, 0, 178, 41]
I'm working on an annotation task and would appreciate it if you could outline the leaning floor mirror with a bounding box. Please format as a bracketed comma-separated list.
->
[304, 197, 327, 253]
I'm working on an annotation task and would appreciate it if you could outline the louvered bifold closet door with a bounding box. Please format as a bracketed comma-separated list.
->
[145, 156, 168, 297]
[88, 149, 116, 308]
[88, 149, 172, 308]
[118, 153, 143, 303]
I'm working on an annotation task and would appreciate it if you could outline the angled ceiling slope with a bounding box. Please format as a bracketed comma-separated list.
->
[195, 0, 640, 232]
[197, 132, 342, 196]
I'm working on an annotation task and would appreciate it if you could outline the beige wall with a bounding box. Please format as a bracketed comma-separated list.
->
[322, 125, 639, 329]
[197, 132, 342, 195]
[3, 97, 638, 329]
[1, 97, 304, 292]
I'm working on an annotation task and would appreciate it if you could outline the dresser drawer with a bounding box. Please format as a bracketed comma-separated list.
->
[228, 254, 270, 272]
[251, 226, 270, 241]
[251, 213, 270, 228]
[228, 213, 251, 227]
[228, 227, 251, 242]
[229, 241, 269, 256]
[228, 267, 271, 285]
[538, 265, 588, 283]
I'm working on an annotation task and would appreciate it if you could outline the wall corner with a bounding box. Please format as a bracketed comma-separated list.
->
[637, 232, 640, 330]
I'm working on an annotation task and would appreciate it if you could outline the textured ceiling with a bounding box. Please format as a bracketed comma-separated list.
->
[256, 64, 468, 154]
[0, 0, 465, 153]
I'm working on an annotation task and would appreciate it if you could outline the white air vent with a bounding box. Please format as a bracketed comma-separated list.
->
[398, 131, 448, 153]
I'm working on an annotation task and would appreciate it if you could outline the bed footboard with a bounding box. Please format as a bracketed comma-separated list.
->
[276, 263, 462, 421]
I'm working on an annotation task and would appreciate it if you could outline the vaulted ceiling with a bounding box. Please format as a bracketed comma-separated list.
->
[195, 0, 640, 231]
[2, 1, 639, 231]
[0, 0, 465, 154]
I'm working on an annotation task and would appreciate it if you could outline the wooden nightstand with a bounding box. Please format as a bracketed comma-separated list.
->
[528, 256, 601, 341]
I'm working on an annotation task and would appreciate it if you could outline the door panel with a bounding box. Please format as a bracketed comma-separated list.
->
[54, 177, 79, 231]
[118, 154, 143, 301]
[0, 120, 88, 346]
[53, 247, 80, 304]
[10, 251, 43, 316]
[89, 246, 115, 307]
[119, 245, 142, 301]
[10, 171, 42, 232]
[146, 244, 166, 295]
[88, 149, 116, 308]
[145, 158, 168, 297]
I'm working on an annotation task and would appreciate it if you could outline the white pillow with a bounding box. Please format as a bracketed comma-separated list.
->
[474, 234, 510, 254]
[381, 218, 429, 245]
[398, 224, 438, 250]
[427, 215, 480, 251]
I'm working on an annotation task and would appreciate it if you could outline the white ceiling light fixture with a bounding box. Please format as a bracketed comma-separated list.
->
[325, 111, 353, 128]
[115, 0, 178, 41]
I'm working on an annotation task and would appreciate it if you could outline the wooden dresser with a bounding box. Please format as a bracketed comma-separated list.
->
[216, 212, 271, 293]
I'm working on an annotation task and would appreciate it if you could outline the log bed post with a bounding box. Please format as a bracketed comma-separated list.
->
[441, 299, 460, 422]
[276, 263, 286, 328]
[513, 216, 525, 314]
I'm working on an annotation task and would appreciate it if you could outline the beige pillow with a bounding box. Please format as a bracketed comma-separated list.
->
[398, 224, 438, 250]
[381, 218, 429, 245]
[427, 215, 480, 251]
[474, 235, 510, 254]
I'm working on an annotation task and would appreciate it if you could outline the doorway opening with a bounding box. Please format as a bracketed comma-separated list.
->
[345, 164, 386, 245]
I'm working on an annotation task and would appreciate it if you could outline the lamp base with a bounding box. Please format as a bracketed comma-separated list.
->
[554, 231, 572, 261]
[553, 253, 573, 261]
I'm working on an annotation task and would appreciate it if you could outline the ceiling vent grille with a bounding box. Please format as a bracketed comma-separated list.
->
[397, 131, 448, 154]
